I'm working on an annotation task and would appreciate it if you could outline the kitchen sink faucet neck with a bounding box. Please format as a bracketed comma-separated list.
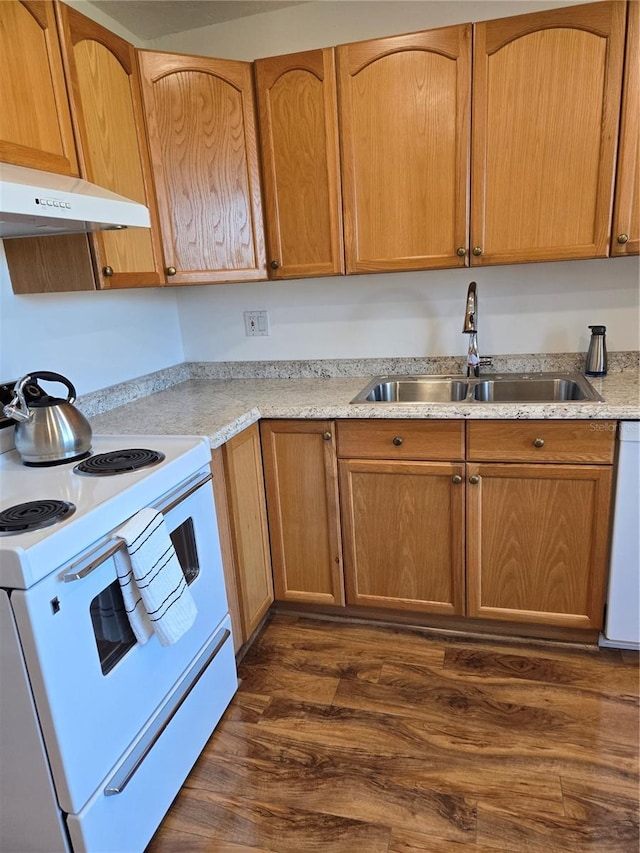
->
[463, 281, 480, 377]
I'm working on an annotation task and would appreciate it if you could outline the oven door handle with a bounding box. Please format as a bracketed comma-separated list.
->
[61, 472, 212, 583]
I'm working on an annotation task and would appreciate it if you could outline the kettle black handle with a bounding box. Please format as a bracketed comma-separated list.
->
[26, 371, 77, 404]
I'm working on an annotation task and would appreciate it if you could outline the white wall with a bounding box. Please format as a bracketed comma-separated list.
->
[176, 258, 640, 362]
[148, 0, 590, 59]
[0, 244, 184, 395]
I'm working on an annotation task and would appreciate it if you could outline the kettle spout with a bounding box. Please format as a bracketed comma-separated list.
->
[4, 384, 32, 422]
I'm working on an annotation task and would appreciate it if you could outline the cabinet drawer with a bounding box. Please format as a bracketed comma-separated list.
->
[467, 420, 616, 463]
[337, 420, 464, 460]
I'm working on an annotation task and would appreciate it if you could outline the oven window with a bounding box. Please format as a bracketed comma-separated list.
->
[170, 517, 200, 586]
[90, 581, 137, 675]
[90, 517, 201, 675]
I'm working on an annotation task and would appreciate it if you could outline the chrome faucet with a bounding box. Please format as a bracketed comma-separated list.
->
[463, 281, 480, 377]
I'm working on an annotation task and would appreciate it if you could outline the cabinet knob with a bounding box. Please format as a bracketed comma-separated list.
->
[322, 431, 332, 441]
[166, 266, 177, 276]
[270, 260, 280, 270]
[451, 474, 462, 484]
[617, 233, 629, 244]
[392, 436, 403, 446]
[456, 247, 466, 257]
[469, 475, 480, 485]
[533, 437, 545, 448]
[472, 247, 483, 257]
[102, 266, 114, 277]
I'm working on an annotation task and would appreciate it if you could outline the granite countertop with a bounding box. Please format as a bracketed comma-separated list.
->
[88, 368, 640, 449]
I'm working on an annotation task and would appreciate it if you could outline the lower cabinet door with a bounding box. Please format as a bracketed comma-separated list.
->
[339, 459, 465, 615]
[466, 462, 613, 628]
[261, 420, 344, 606]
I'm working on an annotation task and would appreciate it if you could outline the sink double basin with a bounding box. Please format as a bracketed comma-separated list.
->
[351, 373, 603, 404]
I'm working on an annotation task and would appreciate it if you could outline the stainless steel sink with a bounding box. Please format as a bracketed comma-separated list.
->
[350, 373, 603, 404]
[473, 377, 596, 402]
[355, 376, 469, 403]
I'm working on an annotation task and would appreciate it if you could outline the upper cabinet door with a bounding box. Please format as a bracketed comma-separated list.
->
[611, 0, 639, 257]
[57, 4, 165, 289]
[471, 1, 626, 266]
[0, 0, 78, 175]
[254, 48, 344, 279]
[137, 50, 266, 285]
[337, 25, 471, 274]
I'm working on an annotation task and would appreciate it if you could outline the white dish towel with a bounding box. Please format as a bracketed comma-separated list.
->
[114, 508, 198, 647]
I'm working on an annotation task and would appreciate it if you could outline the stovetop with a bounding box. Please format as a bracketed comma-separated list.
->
[0, 435, 211, 590]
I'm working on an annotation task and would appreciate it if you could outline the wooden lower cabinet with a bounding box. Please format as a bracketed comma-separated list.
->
[339, 459, 465, 615]
[211, 425, 273, 652]
[260, 420, 344, 606]
[466, 461, 613, 629]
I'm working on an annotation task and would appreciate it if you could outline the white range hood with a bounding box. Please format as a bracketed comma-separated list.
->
[0, 163, 151, 239]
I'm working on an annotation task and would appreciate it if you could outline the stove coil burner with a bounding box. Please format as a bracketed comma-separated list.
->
[74, 448, 165, 476]
[0, 499, 76, 534]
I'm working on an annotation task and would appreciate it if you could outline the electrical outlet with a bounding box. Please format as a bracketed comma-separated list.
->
[244, 310, 269, 336]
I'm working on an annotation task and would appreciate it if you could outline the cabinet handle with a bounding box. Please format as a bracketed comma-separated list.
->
[533, 438, 545, 448]
[617, 234, 629, 244]
[469, 475, 480, 485]
[166, 266, 177, 276]
[322, 431, 332, 441]
[102, 266, 114, 277]
[392, 436, 403, 446]
[270, 260, 280, 270]
[456, 247, 466, 257]
[451, 474, 462, 484]
[472, 247, 483, 257]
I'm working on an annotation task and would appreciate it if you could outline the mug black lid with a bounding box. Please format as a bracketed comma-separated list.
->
[588, 325, 606, 334]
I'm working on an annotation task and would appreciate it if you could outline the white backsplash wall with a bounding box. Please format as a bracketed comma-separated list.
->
[0, 243, 185, 395]
[176, 258, 639, 363]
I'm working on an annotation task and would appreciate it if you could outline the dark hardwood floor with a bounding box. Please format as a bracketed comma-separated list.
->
[147, 614, 640, 852]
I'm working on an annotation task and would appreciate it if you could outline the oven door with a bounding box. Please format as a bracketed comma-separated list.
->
[11, 468, 231, 815]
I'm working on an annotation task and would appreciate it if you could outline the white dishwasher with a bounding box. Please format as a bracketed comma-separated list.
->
[600, 421, 640, 651]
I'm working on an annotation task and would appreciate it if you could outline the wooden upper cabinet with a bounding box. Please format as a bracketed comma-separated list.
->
[137, 50, 266, 285]
[471, 1, 627, 265]
[254, 49, 344, 279]
[611, 0, 639, 257]
[337, 25, 471, 274]
[56, 3, 165, 289]
[0, 0, 78, 175]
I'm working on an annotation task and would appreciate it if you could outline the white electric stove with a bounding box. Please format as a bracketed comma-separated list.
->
[0, 432, 237, 853]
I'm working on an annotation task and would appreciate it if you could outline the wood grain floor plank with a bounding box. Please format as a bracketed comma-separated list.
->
[236, 660, 339, 705]
[259, 615, 446, 669]
[333, 672, 638, 777]
[390, 827, 504, 852]
[152, 787, 391, 853]
[181, 725, 476, 841]
[222, 691, 272, 724]
[376, 660, 639, 751]
[443, 645, 640, 696]
[476, 797, 639, 852]
[242, 640, 384, 683]
[147, 826, 272, 852]
[186, 720, 563, 819]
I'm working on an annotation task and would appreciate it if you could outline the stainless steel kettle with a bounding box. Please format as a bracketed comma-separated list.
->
[3, 371, 92, 466]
